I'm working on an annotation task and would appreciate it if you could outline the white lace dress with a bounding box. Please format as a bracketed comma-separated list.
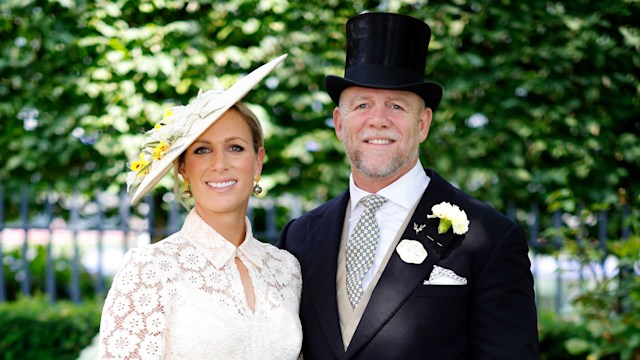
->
[97, 210, 303, 359]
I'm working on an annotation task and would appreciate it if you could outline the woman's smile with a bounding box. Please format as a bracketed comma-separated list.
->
[206, 180, 238, 190]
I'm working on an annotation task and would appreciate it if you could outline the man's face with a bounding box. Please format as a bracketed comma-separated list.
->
[334, 87, 432, 191]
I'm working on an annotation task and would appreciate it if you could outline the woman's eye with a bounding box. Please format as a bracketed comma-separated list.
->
[229, 144, 245, 152]
[194, 147, 210, 154]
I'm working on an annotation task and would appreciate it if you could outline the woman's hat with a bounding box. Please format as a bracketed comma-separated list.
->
[325, 13, 443, 110]
[126, 54, 287, 205]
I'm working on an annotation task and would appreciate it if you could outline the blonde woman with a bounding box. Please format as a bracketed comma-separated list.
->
[98, 55, 302, 359]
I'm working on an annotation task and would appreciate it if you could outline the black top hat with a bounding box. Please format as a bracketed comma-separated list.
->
[325, 12, 443, 110]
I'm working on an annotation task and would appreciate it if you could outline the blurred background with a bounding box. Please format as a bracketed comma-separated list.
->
[0, 0, 638, 359]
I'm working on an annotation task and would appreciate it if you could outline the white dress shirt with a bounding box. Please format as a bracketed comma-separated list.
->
[348, 161, 430, 291]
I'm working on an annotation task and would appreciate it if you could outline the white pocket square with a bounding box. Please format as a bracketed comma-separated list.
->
[423, 265, 467, 285]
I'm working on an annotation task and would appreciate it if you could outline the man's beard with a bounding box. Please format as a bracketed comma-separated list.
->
[344, 140, 418, 179]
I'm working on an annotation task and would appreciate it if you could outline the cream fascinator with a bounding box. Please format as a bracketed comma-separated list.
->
[126, 54, 287, 204]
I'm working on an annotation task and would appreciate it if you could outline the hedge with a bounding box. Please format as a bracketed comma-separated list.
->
[0, 296, 102, 360]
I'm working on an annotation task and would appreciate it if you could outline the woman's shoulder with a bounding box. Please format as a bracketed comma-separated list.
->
[113, 232, 189, 287]
[255, 240, 301, 269]
[118, 232, 187, 271]
[254, 241, 302, 294]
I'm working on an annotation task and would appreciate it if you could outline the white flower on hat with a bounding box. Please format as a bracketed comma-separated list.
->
[427, 202, 470, 235]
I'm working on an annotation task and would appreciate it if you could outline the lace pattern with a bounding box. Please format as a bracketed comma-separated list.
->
[98, 210, 302, 359]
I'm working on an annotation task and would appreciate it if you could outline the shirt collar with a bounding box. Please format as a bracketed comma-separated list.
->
[349, 161, 430, 210]
[181, 209, 263, 270]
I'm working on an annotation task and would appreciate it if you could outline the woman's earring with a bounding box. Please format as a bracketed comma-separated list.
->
[252, 175, 263, 196]
[182, 179, 193, 199]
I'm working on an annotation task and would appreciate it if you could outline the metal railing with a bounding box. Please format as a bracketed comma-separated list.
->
[0, 184, 634, 315]
[0, 185, 306, 303]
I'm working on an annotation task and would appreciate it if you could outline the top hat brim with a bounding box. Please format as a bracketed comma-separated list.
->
[129, 54, 287, 205]
[325, 75, 443, 110]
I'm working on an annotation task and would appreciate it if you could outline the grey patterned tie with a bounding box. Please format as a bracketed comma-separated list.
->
[346, 194, 388, 308]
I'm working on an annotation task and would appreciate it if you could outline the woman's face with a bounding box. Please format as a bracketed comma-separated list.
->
[179, 108, 264, 218]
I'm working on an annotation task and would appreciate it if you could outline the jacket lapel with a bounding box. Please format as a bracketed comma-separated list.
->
[346, 169, 462, 357]
[306, 191, 351, 359]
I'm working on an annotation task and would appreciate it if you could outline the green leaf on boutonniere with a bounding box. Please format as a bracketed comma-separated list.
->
[437, 218, 452, 234]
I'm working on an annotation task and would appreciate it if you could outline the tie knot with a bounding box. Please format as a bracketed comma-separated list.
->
[360, 194, 387, 211]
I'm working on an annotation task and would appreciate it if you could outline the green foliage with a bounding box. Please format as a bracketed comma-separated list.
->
[538, 311, 590, 360]
[2, 245, 105, 301]
[564, 235, 640, 360]
[538, 254, 640, 360]
[411, 0, 639, 211]
[0, 0, 637, 218]
[0, 295, 102, 360]
[537, 207, 640, 360]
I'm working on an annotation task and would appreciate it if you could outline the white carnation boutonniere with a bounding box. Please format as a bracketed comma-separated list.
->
[427, 202, 470, 235]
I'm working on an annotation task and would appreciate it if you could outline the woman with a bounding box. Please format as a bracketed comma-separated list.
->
[98, 55, 302, 359]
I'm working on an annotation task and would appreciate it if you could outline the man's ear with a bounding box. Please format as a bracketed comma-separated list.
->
[419, 107, 433, 142]
[333, 107, 344, 141]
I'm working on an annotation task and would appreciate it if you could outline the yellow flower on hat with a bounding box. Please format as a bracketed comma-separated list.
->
[130, 152, 149, 172]
[427, 202, 470, 235]
[130, 160, 143, 172]
[153, 110, 173, 131]
[125, 107, 188, 194]
[152, 141, 168, 160]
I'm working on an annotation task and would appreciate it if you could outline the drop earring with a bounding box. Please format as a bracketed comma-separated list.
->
[252, 175, 263, 196]
[182, 179, 193, 199]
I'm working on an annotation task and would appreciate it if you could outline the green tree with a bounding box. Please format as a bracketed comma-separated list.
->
[1, 0, 638, 219]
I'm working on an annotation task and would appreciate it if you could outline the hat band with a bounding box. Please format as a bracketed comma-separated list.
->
[344, 64, 424, 87]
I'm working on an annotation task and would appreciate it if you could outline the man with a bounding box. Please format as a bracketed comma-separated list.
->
[279, 12, 539, 360]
